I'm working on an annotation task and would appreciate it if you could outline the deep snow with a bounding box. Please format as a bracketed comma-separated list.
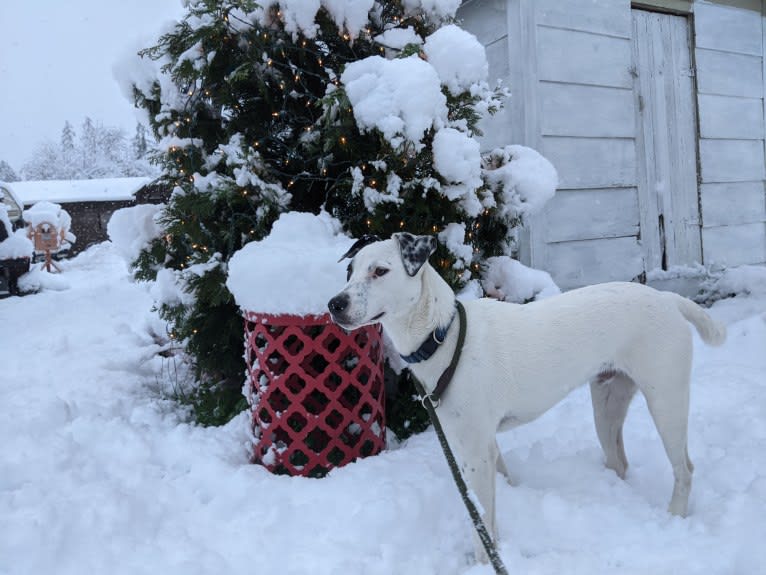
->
[1, 242, 765, 575]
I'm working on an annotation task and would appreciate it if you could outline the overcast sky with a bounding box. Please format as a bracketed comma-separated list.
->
[0, 0, 185, 173]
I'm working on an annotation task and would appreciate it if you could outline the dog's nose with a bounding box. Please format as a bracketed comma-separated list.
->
[328, 293, 349, 315]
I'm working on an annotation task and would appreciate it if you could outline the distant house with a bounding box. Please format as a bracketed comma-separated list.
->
[6, 177, 155, 255]
[459, 0, 766, 289]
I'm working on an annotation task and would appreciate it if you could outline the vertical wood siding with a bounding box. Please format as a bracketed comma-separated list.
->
[632, 10, 702, 272]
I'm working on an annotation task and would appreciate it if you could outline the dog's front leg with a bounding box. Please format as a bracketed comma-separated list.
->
[452, 437, 499, 564]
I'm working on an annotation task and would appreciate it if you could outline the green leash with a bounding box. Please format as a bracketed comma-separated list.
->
[411, 302, 509, 575]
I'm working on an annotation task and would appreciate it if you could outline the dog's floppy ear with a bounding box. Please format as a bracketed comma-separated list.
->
[393, 232, 437, 277]
[338, 234, 381, 262]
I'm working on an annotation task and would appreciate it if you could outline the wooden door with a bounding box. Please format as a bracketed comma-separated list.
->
[632, 9, 702, 271]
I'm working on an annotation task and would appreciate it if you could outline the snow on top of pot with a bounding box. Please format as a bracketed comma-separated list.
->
[226, 211, 354, 316]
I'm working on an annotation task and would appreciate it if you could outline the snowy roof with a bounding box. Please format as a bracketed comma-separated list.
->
[8, 177, 151, 205]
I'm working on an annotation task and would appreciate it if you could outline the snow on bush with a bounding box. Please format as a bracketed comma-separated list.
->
[114, 27, 184, 129]
[423, 24, 488, 95]
[341, 55, 447, 151]
[0, 205, 33, 260]
[438, 222, 472, 274]
[0, 229, 33, 260]
[698, 265, 766, 303]
[267, 0, 321, 38]
[483, 145, 559, 218]
[258, 0, 376, 39]
[481, 256, 561, 303]
[107, 204, 165, 264]
[336, 22, 554, 270]
[151, 267, 193, 307]
[319, 0, 375, 38]
[374, 26, 422, 50]
[227, 212, 353, 316]
[432, 127, 484, 215]
[403, 0, 461, 19]
[256, 0, 457, 39]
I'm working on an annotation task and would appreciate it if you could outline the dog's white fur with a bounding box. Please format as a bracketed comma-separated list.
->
[328, 234, 726, 562]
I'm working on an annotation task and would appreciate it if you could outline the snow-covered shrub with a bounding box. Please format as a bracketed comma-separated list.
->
[107, 203, 165, 265]
[481, 256, 560, 303]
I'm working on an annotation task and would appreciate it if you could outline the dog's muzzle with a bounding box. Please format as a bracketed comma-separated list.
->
[328, 293, 350, 323]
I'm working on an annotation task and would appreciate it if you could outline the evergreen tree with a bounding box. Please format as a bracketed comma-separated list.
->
[21, 141, 62, 181]
[80, 117, 98, 174]
[59, 121, 78, 179]
[0, 160, 19, 182]
[127, 0, 543, 431]
[127, 0, 400, 423]
[20, 119, 157, 181]
[132, 123, 149, 159]
[61, 121, 76, 151]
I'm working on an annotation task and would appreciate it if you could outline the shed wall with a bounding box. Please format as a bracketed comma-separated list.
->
[693, 1, 766, 266]
[459, 0, 766, 287]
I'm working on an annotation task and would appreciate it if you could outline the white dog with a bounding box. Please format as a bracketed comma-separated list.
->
[328, 232, 726, 562]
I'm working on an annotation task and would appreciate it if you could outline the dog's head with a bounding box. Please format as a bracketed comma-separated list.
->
[327, 232, 437, 329]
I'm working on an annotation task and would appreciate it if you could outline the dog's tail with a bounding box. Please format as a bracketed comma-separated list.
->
[667, 293, 727, 346]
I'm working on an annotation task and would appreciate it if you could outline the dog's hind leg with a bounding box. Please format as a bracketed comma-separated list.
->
[640, 374, 694, 517]
[590, 373, 637, 480]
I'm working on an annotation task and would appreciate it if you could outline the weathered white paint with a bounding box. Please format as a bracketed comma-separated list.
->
[697, 94, 764, 140]
[699, 139, 765, 183]
[700, 182, 766, 227]
[505, 0, 546, 271]
[458, 0, 506, 46]
[537, 27, 633, 88]
[542, 137, 636, 190]
[543, 188, 640, 243]
[540, 83, 635, 138]
[457, 0, 766, 286]
[702, 223, 766, 266]
[541, 237, 644, 286]
[484, 36, 510, 81]
[693, 1, 766, 267]
[633, 9, 701, 270]
[694, 1, 762, 56]
[695, 49, 763, 98]
[535, 0, 631, 37]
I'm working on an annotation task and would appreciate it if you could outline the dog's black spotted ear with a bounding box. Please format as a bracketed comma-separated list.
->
[338, 234, 381, 263]
[394, 232, 437, 277]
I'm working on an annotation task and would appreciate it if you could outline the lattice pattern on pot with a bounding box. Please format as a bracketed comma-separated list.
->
[243, 312, 385, 477]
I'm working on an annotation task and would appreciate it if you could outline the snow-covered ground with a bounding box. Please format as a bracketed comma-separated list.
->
[1, 242, 764, 575]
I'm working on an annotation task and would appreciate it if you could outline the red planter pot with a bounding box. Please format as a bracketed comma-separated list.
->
[244, 312, 386, 477]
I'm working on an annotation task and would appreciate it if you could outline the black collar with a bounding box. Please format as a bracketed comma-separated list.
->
[411, 301, 467, 407]
[400, 303, 458, 364]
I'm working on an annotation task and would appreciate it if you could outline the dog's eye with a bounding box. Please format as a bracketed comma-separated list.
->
[373, 267, 389, 278]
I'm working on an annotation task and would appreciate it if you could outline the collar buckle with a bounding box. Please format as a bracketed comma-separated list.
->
[400, 304, 457, 365]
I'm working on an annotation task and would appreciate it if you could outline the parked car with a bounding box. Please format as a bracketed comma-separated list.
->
[0, 182, 32, 297]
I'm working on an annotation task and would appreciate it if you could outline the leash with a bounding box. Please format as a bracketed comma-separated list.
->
[411, 302, 510, 575]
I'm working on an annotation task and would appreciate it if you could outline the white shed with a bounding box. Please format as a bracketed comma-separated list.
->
[459, 0, 766, 288]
